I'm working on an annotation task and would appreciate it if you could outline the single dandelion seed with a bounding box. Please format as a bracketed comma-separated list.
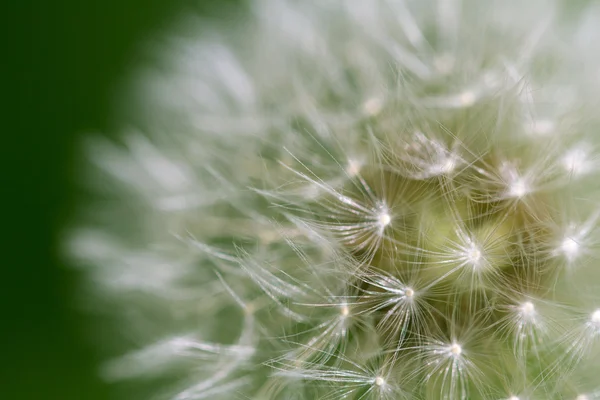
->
[419, 336, 481, 400]
[459, 90, 477, 107]
[561, 236, 580, 260]
[553, 213, 600, 265]
[360, 273, 426, 348]
[379, 211, 391, 228]
[562, 146, 591, 176]
[465, 241, 483, 268]
[498, 161, 532, 199]
[508, 177, 529, 198]
[363, 97, 383, 116]
[374, 376, 385, 387]
[520, 301, 536, 318]
[394, 132, 464, 179]
[449, 342, 462, 356]
[340, 304, 350, 317]
[441, 156, 458, 174]
[346, 158, 363, 177]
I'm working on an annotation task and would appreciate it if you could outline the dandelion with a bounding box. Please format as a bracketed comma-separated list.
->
[67, 0, 600, 399]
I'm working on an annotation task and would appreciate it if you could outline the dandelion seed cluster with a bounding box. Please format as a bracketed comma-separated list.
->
[68, 1, 600, 399]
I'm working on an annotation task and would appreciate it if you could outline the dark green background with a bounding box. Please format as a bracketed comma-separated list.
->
[8, 1, 234, 399]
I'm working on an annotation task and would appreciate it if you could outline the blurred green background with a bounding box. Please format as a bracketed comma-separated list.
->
[8, 1, 232, 399]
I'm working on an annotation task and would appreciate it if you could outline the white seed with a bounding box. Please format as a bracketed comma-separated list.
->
[458, 91, 476, 107]
[562, 147, 590, 176]
[374, 376, 385, 386]
[379, 212, 391, 227]
[520, 301, 535, 317]
[346, 159, 362, 177]
[561, 236, 580, 259]
[441, 157, 457, 174]
[449, 343, 462, 356]
[508, 178, 529, 198]
[404, 288, 415, 298]
[340, 305, 350, 317]
[499, 162, 530, 198]
[363, 97, 383, 116]
[466, 243, 482, 267]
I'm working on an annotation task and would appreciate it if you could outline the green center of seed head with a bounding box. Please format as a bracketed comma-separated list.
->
[331, 157, 554, 346]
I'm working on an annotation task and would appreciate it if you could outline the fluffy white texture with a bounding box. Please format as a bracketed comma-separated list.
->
[68, 0, 600, 399]
[549, 211, 600, 269]
[412, 336, 484, 400]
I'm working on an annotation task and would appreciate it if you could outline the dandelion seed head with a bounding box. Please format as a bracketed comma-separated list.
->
[70, 0, 600, 398]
